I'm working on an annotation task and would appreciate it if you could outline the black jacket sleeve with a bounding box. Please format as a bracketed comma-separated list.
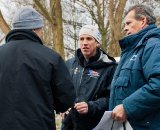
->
[51, 56, 76, 113]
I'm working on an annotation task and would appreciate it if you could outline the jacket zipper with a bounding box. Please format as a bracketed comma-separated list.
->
[80, 68, 84, 84]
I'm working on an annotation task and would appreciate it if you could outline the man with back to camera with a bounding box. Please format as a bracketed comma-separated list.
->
[0, 7, 75, 130]
[109, 4, 160, 130]
[61, 25, 117, 130]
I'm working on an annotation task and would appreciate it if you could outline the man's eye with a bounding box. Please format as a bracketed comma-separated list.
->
[126, 22, 131, 25]
[86, 37, 92, 40]
[80, 38, 84, 41]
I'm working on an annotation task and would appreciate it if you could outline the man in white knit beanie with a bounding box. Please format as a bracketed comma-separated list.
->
[61, 25, 117, 130]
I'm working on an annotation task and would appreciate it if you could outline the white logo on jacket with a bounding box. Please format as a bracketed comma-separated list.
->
[74, 67, 78, 74]
[130, 55, 137, 61]
[87, 69, 100, 78]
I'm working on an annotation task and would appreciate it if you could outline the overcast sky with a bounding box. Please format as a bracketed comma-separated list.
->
[0, 0, 17, 23]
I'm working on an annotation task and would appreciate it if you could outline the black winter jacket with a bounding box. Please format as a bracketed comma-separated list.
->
[64, 48, 117, 130]
[0, 30, 75, 130]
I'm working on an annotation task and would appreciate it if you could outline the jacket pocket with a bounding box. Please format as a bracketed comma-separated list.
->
[120, 57, 145, 90]
[114, 76, 131, 100]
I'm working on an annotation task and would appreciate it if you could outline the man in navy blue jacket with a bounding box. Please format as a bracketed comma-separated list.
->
[109, 4, 160, 130]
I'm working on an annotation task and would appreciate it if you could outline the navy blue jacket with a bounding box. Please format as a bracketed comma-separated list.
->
[65, 48, 117, 130]
[0, 30, 75, 130]
[109, 24, 160, 130]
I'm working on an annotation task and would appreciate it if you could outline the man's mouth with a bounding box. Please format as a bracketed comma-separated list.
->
[127, 32, 131, 35]
[82, 47, 89, 50]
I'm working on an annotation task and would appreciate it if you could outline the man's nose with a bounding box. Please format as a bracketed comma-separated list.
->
[82, 39, 88, 44]
[123, 27, 128, 32]
[124, 26, 128, 32]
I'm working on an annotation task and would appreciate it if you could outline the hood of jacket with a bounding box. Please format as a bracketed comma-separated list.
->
[119, 24, 160, 52]
[75, 48, 116, 68]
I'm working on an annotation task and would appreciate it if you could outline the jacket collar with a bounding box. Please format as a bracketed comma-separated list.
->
[76, 48, 116, 67]
[76, 48, 101, 67]
[119, 24, 157, 52]
[5, 29, 43, 45]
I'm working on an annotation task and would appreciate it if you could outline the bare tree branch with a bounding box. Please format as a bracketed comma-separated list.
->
[33, 0, 53, 23]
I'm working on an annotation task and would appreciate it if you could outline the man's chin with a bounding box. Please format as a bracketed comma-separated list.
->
[82, 52, 89, 56]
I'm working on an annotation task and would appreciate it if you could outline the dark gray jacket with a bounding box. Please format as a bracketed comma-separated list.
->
[0, 30, 76, 130]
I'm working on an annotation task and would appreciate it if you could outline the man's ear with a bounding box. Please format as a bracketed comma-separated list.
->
[32, 29, 36, 33]
[96, 43, 100, 47]
[141, 16, 148, 29]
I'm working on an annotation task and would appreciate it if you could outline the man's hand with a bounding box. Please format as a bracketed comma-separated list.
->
[60, 108, 71, 120]
[111, 104, 127, 122]
[74, 102, 88, 114]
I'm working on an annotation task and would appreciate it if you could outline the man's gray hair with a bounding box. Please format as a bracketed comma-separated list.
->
[125, 4, 156, 24]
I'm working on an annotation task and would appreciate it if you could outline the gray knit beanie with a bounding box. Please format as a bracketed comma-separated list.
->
[12, 7, 44, 29]
[79, 25, 101, 44]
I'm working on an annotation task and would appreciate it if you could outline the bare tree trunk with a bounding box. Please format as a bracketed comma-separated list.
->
[0, 10, 10, 35]
[34, 0, 65, 59]
[108, 0, 126, 57]
[51, 0, 65, 59]
[76, 0, 126, 57]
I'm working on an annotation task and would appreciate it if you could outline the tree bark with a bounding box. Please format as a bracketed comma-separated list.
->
[0, 10, 10, 35]
[34, 0, 65, 59]
[108, 0, 127, 56]
[51, 0, 65, 59]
